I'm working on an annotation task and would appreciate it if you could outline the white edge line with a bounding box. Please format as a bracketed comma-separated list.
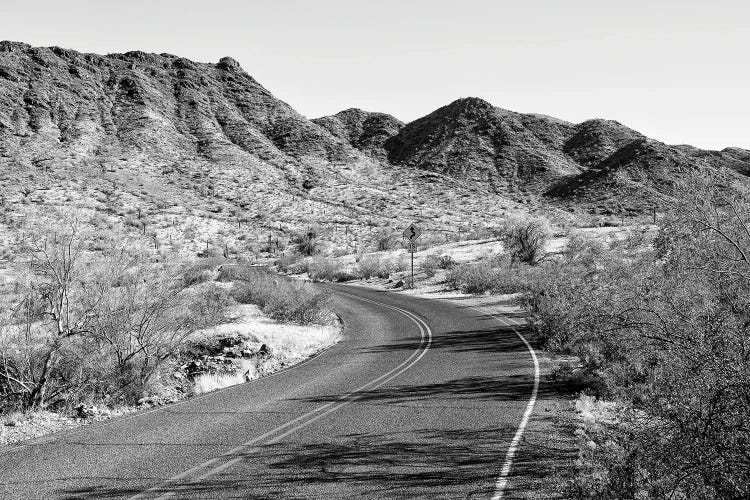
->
[471, 306, 539, 500]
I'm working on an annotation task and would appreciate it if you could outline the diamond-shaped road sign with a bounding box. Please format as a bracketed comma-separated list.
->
[402, 223, 422, 242]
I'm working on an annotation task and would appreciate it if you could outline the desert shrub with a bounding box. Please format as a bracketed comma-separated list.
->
[183, 258, 223, 286]
[562, 231, 606, 268]
[446, 262, 498, 294]
[292, 229, 318, 256]
[420, 253, 454, 277]
[263, 281, 331, 324]
[330, 246, 350, 258]
[199, 245, 225, 258]
[227, 264, 331, 324]
[372, 227, 395, 251]
[497, 215, 550, 264]
[524, 171, 750, 498]
[0, 229, 231, 411]
[357, 254, 392, 279]
[306, 256, 345, 282]
[437, 254, 456, 269]
[275, 252, 306, 274]
[419, 254, 441, 277]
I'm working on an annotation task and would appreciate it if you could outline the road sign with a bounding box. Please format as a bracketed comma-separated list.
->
[406, 241, 418, 253]
[402, 223, 422, 242]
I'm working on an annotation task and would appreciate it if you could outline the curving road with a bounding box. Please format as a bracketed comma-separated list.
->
[0, 285, 540, 499]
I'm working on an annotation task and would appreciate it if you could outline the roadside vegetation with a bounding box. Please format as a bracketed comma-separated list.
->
[446, 170, 750, 499]
[0, 223, 333, 428]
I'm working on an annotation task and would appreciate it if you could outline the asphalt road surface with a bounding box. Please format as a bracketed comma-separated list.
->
[0, 284, 540, 499]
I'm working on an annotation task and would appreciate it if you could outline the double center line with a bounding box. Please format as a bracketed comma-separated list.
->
[129, 291, 433, 500]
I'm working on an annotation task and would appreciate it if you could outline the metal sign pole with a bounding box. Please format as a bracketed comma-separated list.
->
[411, 250, 414, 288]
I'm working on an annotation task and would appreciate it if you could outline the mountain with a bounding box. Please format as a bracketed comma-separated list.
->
[312, 108, 403, 161]
[0, 41, 356, 169]
[545, 139, 750, 212]
[381, 97, 581, 193]
[0, 42, 519, 259]
[1, 40, 749, 258]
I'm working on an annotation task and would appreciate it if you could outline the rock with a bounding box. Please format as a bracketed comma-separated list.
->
[75, 404, 95, 419]
[393, 280, 404, 288]
[258, 344, 270, 356]
[216, 56, 242, 72]
[4, 420, 17, 427]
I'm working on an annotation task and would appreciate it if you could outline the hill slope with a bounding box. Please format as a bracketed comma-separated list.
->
[312, 108, 403, 161]
[0, 42, 520, 261]
[1, 40, 749, 259]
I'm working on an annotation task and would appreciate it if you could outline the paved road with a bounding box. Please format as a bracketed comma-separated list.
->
[0, 285, 539, 499]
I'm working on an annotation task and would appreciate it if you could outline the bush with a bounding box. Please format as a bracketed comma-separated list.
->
[0, 230, 231, 411]
[497, 215, 550, 265]
[306, 256, 355, 282]
[446, 262, 498, 294]
[292, 229, 318, 256]
[263, 281, 331, 324]
[357, 254, 392, 279]
[372, 227, 395, 251]
[523, 171, 750, 498]
[183, 259, 223, 287]
[275, 252, 305, 274]
[228, 264, 331, 325]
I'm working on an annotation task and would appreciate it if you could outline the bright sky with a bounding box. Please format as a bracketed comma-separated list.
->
[1, 0, 747, 150]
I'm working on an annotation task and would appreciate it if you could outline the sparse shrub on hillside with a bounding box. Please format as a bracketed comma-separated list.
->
[446, 262, 498, 294]
[497, 215, 550, 265]
[183, 258, 222, 286]
[420, 253, 454, 277]
[228, 264, 331, 324]
[306, 256, 357, 282]
[357, 254, 392, 279]
[373, 227, 395, 251]
[293, 229, 318, 256]
[419, 254, 441, 277]
[275, 252, 306, 274]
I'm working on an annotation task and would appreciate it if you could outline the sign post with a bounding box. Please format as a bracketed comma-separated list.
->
[402, 223, 422, 288]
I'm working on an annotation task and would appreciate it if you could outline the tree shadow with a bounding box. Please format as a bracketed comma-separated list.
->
[366, 324, 531, 355]
[61, 421, 576, 499]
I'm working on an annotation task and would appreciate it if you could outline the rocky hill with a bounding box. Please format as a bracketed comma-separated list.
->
[545, 139, 750, 212]
[312, 108, 403, 161]
[0, 42, 520, 260]
[380, 97, 582, 193]
[0, 40, 749, 260]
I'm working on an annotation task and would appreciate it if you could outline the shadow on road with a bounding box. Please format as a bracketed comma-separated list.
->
[366, 324, 530, 355]
[60, 423, 574, 499]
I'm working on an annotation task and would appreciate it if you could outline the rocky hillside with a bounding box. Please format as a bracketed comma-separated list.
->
[312, 108, 403, 161]
[0, 41, 356, 171]
[545, 139, 750, 212]
[0, 40, 748, 259]
[380, 97, 581, 193]
[0, 42, 520, 261]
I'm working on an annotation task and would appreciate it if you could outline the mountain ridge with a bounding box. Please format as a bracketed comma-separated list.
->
[1, 40, 749, 258]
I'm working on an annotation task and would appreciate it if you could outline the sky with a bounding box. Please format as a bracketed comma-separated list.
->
[1, 0, 747, 150]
